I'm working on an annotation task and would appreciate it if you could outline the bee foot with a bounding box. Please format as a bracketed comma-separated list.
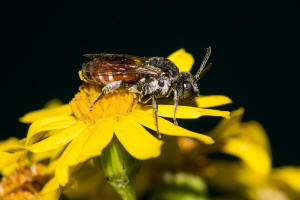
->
[157, 131, 162, 139]
[173, 119, 178, 126]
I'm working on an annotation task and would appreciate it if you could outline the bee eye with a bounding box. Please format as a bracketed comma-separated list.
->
[158, 80, 164, 87]
[183, 82, 193, 99]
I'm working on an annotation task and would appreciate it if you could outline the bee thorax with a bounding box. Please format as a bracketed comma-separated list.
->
[138, 77, 172, 99]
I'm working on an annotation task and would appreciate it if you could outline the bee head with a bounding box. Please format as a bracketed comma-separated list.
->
[175, 46, 212, 99]
[176, 72, 199, 99]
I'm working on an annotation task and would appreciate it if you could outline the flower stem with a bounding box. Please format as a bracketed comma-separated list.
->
[111, 182, 136, 200]
[94, 137, 140, 200]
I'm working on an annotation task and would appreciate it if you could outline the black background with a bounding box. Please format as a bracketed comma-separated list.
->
[1, 1, 298, 166]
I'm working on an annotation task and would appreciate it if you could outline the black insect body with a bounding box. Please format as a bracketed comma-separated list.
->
[80, 47, 212, 138]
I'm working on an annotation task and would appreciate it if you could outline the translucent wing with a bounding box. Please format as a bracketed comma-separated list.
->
[83, 54, 162, 76]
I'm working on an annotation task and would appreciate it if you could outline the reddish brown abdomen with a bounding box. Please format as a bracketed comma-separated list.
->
[83, 57, 141, 85]
[96, 73, 139, 84]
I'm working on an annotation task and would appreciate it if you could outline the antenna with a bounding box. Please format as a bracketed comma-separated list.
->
[194, 46, 212, 82]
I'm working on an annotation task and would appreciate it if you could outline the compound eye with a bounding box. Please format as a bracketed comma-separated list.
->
[183, 82, 193, 99]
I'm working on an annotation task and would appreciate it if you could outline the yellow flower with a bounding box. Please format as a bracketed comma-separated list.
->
[20, 49, 231, 186]
[197, 161, 300, 199]
[179, 108, 271, 175]
[0, 137, 62, 200]
[178, 108, 300, 199]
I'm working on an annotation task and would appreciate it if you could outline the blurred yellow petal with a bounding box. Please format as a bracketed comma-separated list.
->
[77, 119, 114, 163]
[239, 121, 271, 155]
[55, 128, 92, 186]
[63, 163, 120, 200]
[26, 116, 77, 145]
[115, 117, 163, 159]
[31, 145, 66, 163]
[131, 113, 214, 144]
[209, 107, 244, 140]
[0, 150, 27, 169]
[137, 105, 230, 119]
[222, 138, 271, 175]
[1, 140, 26, 153]
[26, 123, 87, 153]
[195, 95, 232, 108]
[20, 104, 72, 123]
[200, 161, 264, 192]
[44, 99, 64, 108]
[271, 166, 300, 193]
[39, 177, 61, 200]
[0, 137, 19, 151]
[1, 161, 20, 176]
[167, 48, 194, 72]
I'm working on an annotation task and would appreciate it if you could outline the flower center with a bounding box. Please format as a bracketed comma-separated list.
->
[0, 163, 50, 200]
[70, 84, 137, 124]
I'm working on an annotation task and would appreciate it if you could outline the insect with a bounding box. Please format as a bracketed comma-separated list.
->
[80, 47, 212, 138]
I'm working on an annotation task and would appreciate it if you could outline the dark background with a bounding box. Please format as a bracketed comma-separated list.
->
[1, 2, 298, 166]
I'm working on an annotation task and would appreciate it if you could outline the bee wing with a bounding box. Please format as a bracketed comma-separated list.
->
[83, 53, 162, 76]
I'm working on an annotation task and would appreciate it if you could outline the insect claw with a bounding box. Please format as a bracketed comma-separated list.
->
[173, 119, 178, 126]
[157, 131, 162, 139]
[88, 104, 94, 111]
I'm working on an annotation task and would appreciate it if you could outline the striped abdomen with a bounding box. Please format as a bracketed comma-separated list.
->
[81, 58, 141, 85]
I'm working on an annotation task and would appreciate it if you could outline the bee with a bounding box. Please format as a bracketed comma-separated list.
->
[80, 47, 212, 138]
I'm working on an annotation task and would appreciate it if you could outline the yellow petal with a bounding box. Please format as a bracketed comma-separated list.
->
[55, 128, 91, 186]
[137, 105, 230, 119]
[1, 139, 26, 153]
[131, 112, 214, 144]
[31, 145, 66, 163]
[115, 116, 163, 159]
[271, 166, 300, 192]
[1, 161, 20, 176]
[167, 48, 194, 72]
[222, 138, 271, 175]
[26, 116, 77, 145]
[26, 123, 87, 153]
[39, 177, 61, 200]
[77, 119, 114, 163]
[44, 99, 64, 108]
[195, 95, 232, 108]
[0, 137, 19, 151]
[0, 150, 27, 169]
[200, 161, 264, 192]
[209, 108, 244, 140]
[239, 121, 271, 155]
[20, 104, 72, 123]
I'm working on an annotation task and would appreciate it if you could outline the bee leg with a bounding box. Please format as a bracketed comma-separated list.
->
[173, 89, 179, 125]
[152, 95, 161, 139]
[89, 81, 122, 110]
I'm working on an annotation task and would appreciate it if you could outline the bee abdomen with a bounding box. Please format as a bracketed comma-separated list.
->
[96, 74, 139, 84]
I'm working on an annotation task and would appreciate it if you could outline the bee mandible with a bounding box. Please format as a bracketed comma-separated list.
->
[80, 47, 212, 138]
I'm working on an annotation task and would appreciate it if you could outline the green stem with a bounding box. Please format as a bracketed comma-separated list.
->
[94, 137, 139, 200]
[110, 181, 136, 200]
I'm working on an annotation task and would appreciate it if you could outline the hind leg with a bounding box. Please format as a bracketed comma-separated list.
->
[173, 89, 179, 125]
[152, 95, 161, 139]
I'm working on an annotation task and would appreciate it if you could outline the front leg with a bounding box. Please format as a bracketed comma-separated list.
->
[89, 81, 123, 110]
[152, 95, 161, 139]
